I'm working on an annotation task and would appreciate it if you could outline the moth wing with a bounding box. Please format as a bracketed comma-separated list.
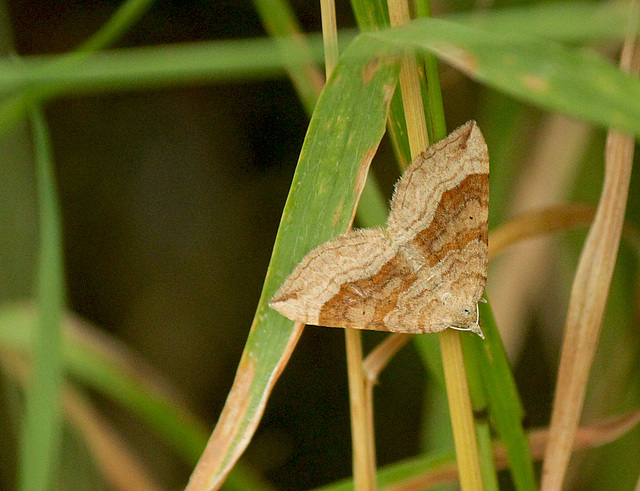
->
[386, 121, 489, 323]
[270, 229, 397, 328]
[387, 120, 489, 248]
[271, 121, 490, 334]
[384, 245, 488, 333]
[270, 228, 476, 333]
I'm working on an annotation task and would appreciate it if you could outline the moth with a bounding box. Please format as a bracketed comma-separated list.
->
[270, 121, 489, 337]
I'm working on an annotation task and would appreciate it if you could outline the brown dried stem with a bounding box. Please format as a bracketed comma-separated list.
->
[345, 328, 377, 490]
[488, 203, 596, 259]
[541, 11, 640, 490]
[363, 334, 412, 383]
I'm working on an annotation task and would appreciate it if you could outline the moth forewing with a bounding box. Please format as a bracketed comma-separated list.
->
[270, 121, 489, 337]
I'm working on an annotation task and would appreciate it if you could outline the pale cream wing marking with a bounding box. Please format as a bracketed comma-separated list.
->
[269, 229, 395, 326]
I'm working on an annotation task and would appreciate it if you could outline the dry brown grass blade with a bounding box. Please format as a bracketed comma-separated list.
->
[489, 202, 640, 261]
[345, 328, 377, 490]
[540, 13, 640, 490]
[488, 203, 596, 259]
[363, 334, 412, 384]
[382, 408, 640, 491]
[63, 386, 166, 491]
[488, 117, 591, 356]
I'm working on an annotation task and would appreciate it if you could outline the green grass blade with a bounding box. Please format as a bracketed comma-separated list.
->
[462, 338, 500, 491]
[75, 0, 155, 53]
[452, 1, 632, 43]
[17, 108, 65, 491]
[187, 37, 400, 489]
[350, 0, 390, 31]
[0, 33, 346, 95]
[0, 33, 355, 137]
[1, 3, 637, 136]
[252, 0, 325, 115]
[0, 0, 154, 132]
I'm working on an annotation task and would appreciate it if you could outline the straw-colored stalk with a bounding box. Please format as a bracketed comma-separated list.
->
[386, 0, 483, 489]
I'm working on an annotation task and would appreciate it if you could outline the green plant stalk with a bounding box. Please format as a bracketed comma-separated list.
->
[17, 108, 65, 491]
[465, 302, 536, 490]
[462, 337, 499, 490]
[439, 330, 483, 490]
[75, 0, 155, 53]
[252, 0, 325, 115]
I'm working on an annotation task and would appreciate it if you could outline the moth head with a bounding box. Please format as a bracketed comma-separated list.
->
[446, 302, 484, 338]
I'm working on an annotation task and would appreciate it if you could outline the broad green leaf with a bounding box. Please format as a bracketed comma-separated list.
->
[187, 37, 400, 489]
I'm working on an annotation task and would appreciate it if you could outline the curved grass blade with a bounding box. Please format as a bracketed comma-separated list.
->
[186, 38, 400, 490]
[0, 0, 155, 133]
[17, 108, 65, 491]
[367, 16, 640, 136]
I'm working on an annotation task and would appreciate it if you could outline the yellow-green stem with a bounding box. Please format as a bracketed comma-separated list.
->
[387, 0, 483, 488]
